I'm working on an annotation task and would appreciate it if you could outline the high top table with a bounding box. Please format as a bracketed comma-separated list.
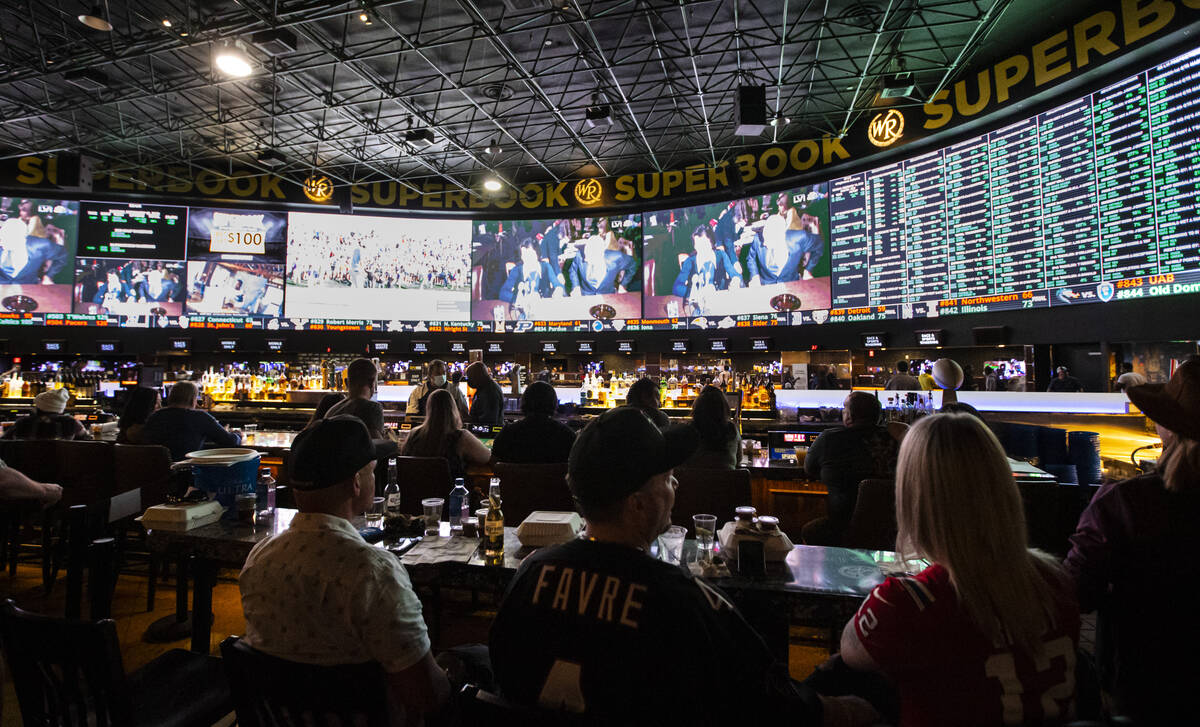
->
[146, 509, 896, 657]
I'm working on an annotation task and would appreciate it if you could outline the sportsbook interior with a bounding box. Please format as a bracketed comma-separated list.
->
[0, 1, 1197, 725]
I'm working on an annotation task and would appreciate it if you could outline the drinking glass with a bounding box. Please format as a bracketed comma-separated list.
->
[658, 525, 686, 565]
[421, 498, 445, 536]
[243, 423, 258, 445]
[693, 514, 718, 566]
[364, 496, 385, 529]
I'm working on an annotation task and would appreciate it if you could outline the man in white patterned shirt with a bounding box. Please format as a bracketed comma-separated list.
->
[239, 415, 449, 719]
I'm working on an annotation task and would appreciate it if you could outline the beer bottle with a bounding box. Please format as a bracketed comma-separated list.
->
[383, 458, 402, 530]
[484, 479, 504, 566]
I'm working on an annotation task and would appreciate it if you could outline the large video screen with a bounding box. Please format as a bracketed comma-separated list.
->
[470, 215, 642, 324]
[73, 259, 185, 318]
[0, 197, 79, 315]
[642, 184, 831, 319]
[185, 207, 286, 317]
[78, 201, 187, 260]
[285, 212, 470, 321]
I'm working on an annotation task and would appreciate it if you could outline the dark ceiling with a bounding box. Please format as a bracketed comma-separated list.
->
[0, 0, 1104, 196]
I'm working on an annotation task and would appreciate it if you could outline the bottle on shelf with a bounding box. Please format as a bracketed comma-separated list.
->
[383, 458, 402, 530]
[485, 478, 504, 566]
[448, 478, 470, 532]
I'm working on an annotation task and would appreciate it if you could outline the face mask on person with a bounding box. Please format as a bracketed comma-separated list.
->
[431, 375, 447, 387]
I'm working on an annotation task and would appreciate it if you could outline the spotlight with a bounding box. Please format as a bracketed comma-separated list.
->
[483, 177, 503, 192]
[484, 139, 502, 156]
[77, 4, 112, 31]
[769, 112, 789, 127]
[162, 19, 172, 28]
[214, 43, 253, 78]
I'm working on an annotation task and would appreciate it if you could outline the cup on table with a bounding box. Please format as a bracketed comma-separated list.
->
[693, 514, 717, 566]
[659, 525, 686, 565]
[364, 496, 385, 529]
[244, 423, 257, 445]
[421, 498, 444, 536]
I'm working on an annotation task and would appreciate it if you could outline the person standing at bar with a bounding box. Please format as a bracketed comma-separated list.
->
[140, 381, 240, 461]
[466, 361, 504, 426]
[406, 359, 468, 419]
[884, 361, 919, 390]
[1046, 366, 1084, 393]
[1065, 361, 1200, 723]
[324, 358, 387, 438]
[1113, 361, 1146, 392]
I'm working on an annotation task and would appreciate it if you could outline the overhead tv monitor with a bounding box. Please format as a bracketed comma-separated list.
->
[670, 339, 689, 354]
[73, 258, 185, 317]
[577, 340, 594, 354]
[862, 333, 887, 348]
[541, 341, 557, 354]
[168, 337, 190, 351]
[97, 340, 122, 354]
[750, 337, 774, 351]
[616, 340, 635, 353]
[42, 339, 66, 353]
[266, 339, 285, 352]
[285, 211, 470, 321]
[78, 201, 187, 260]
[185, 207, 286, 317]
[916, 329, 944, 346]
[973, 326, 1009, 345]
[370, 339, 390, 353]
[411, 340, 430, 354]
[0, 198, 79, 314]
[470, 214, 642, 324]
[218, 338, 238, 352]
[485, 341, 504, 354]
[449, 341, 466, 354]
[642, 184, 831, 318]
[709, 338, 729, 353]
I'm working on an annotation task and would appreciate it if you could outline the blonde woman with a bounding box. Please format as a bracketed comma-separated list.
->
[1066, 360, 1200, 723]
[839, 413, 1079, 726]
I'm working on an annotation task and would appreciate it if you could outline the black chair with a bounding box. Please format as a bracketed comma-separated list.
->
[841, 479, 898, 551]
[396, 456, 454, 516]
[494, 461, 574, 525]
[0, 599, 231, 727]
[671, 467, 752, 536]
[220, 635, 390, 727]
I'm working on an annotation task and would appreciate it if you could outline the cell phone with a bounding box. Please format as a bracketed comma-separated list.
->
[737, 539, 766, 577]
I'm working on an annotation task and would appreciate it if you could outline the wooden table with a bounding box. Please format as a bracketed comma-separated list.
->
[146, 510, 900, 657]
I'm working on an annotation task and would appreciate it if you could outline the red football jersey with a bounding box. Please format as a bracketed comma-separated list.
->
[854, 563, 1080, 726]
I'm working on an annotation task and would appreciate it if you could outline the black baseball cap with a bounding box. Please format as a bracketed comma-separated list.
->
[289, 415, 397, 490]
[568, 407, 699, 510]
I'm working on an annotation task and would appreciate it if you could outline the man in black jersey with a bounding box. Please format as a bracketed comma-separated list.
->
[489, 406, 825, 723]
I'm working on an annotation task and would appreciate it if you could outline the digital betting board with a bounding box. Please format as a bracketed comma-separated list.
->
[78, 202, 187, 260]
[827, 46, 1200, 323]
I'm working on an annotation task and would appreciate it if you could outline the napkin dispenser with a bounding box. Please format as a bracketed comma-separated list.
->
[515, 511, 583, 547]
[137, 500, 225, 532]
[718, 521, 793, 562]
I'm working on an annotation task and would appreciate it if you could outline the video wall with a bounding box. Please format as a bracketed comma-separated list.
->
[1, 46, 1197, 336]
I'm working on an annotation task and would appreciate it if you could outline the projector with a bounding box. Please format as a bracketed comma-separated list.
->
[879, 72, 916, 99]
[405, 128, 436, 148]
[585, 105, 612, 129]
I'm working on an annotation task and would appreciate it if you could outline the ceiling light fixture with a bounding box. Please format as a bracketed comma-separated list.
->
[483, 177, 503, 192]
[78, 3, 112, 32]
[484, 138, 502, 156]
[585, 91, 612, 129]
[214, 42, 253, 78]
[161, 19, 172, 28]
[769, 112, 790, 127]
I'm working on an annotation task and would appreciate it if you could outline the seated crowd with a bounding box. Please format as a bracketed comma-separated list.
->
[4, 359, 1193, 725]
